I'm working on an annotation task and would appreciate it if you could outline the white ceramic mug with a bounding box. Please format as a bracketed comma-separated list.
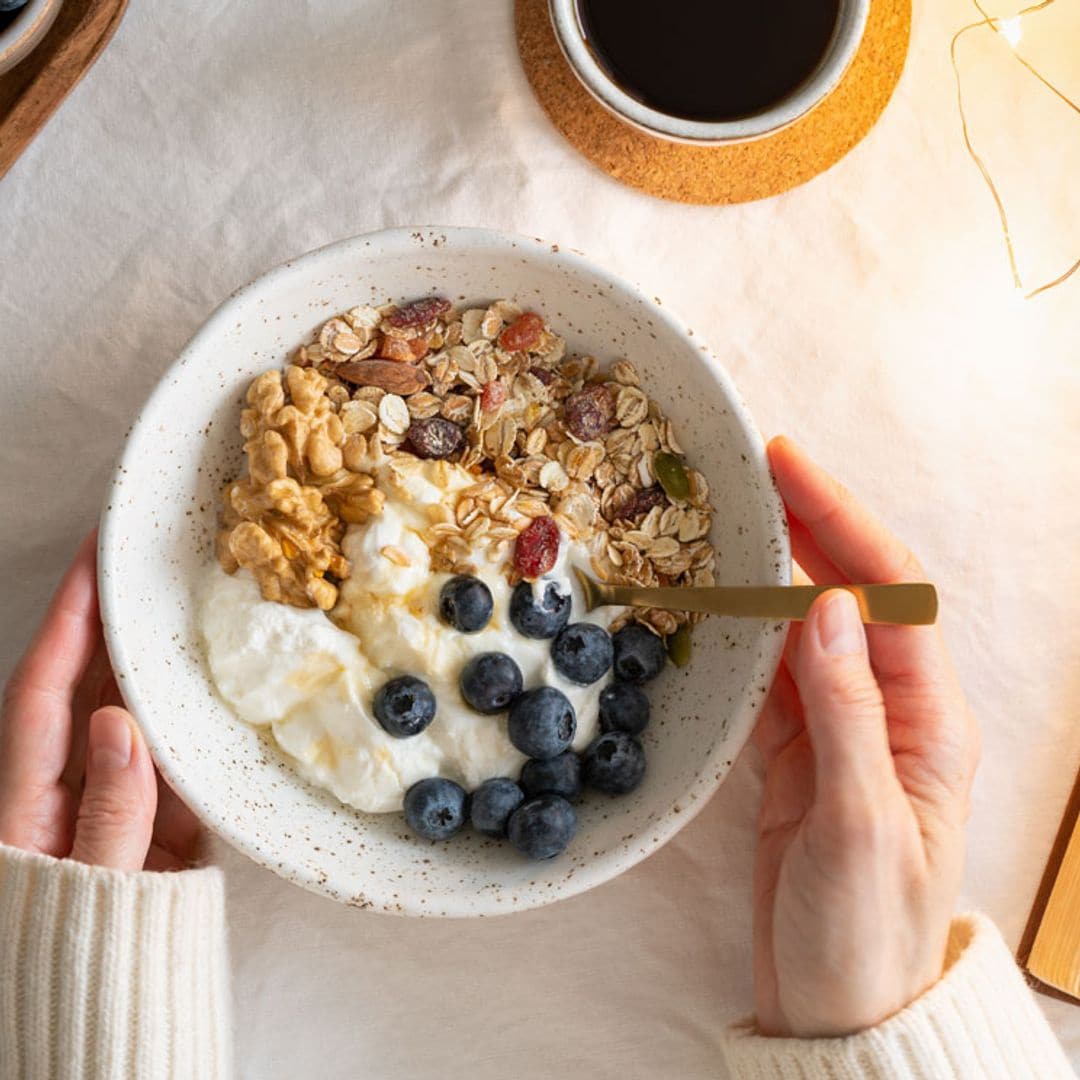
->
[548, 0, 871, 145]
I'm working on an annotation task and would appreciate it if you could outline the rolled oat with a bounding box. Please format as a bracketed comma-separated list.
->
[215, 296, 717, 640]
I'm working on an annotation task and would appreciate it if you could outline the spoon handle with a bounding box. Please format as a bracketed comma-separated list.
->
[581, 580, 938, 626]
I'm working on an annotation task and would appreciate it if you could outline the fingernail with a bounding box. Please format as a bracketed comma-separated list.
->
[89, 710, 133, 772]
[816, 591, 866, 656]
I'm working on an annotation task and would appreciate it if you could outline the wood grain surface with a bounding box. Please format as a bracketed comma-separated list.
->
[0, 0, 128, 181]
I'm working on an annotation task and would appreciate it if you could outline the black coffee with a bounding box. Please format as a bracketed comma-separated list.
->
[576, 0, 842, 123]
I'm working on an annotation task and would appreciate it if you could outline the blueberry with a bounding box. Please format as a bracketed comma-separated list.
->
[459, 652, 523, 714]
[598, 681, 650, 736]
[0, 0, 29, 12]
[612, 624, 667, 684]
[509, 579, 571, 639]
[583, 731, 647, 795]
[469, 777, 525, 838]
[551, 623, 613, 686]
[373, 675, 436, 738]
[508, 687, 576, 759]
[520, 750, 583, 802]
[403, 777, 467, 840]
[506, 794, 577, 860]
[439, 574, 493, 633]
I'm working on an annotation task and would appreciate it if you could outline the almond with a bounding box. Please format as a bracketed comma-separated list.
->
[335, 359, 430, 395]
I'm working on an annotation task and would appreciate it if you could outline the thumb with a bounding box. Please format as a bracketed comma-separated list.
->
[71, 707, 156, 871]
[795, 590, 894, 802]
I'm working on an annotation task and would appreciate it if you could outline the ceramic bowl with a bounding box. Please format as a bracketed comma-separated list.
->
[548, 0, 870, 144]
[0, 0, 63, 76]
[98, 226, 789, 917]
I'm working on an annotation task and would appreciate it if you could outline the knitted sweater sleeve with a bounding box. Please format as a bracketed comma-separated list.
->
[0, 842, 231, 1080]
[2, 842, 1072, 1080]
[722, 913, 1075, 1079]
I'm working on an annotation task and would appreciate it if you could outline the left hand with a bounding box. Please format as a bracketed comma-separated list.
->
[0, 533, 200, 871]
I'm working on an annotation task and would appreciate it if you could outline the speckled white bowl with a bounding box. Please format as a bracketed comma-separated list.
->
[98, 226, 789, 917]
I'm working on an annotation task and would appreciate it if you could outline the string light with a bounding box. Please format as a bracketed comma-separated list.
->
[995, 15, 1024, 47]
[951, 0, 1080, 298]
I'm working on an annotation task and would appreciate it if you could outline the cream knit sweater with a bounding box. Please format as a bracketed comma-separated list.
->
[0, 843, 1073, 1080]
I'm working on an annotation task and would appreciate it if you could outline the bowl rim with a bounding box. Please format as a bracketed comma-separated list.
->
[98, 225, 790, 916]
[0, 0, 63, 76]
[547, 0, 871, 145]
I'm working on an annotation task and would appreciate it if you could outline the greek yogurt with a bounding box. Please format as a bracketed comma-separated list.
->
[200, 459, 617, 813]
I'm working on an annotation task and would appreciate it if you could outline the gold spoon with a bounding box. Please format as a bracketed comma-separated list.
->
[574, 569, 938, 626]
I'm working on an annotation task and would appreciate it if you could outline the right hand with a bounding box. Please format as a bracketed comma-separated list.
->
[0, 533, 200, 872]
[751, 437, 981, 1037]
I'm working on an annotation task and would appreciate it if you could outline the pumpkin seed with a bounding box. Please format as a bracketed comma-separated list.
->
[667, 624, 692, 667]
[654, 450, 690, 501]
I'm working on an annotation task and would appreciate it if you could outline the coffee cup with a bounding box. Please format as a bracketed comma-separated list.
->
[548, 0, 871, 145]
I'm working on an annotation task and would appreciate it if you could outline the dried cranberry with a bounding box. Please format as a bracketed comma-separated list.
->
[514, 516, 560, 580]
[386, 297, 451, 329]
[481, 380, 508, 411]
[529, 366, 556, 386]
[618, 484, 667, 520]
[498, 312, 545, 353]
[407, 417, 465, 460]
[564, 383, 615, 440]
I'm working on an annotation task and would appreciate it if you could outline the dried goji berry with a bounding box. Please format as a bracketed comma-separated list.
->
[407, 417, 465, 460]
[498, 312, 545, 353]
[564, 383, 615, 440]
[386, 297, 452, 329]
[513, 516, 560, 579]
[379, 336, 413, 362]
[481, 379, 508, 411]
[379, 334, 431, 362]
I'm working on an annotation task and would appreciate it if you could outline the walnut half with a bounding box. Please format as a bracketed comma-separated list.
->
[216, 364, 374, 609]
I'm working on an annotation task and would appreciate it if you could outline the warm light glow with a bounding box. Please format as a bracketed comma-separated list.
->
[951, 0, 1080, 298]
[995, 16, 1024, 48]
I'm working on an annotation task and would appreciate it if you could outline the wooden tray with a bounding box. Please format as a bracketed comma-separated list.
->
[0, 0, 128, 181]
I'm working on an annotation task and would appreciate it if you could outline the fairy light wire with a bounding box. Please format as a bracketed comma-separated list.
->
[951, 0, 1080, 298]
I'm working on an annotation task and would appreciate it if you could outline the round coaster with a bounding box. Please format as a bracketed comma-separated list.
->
[515, 0, 911, 205]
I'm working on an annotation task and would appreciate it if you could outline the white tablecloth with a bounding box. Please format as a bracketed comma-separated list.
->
[2, 1, 1078, 1076]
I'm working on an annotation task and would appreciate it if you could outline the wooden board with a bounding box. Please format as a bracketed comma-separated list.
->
[1020, 765, 1080, 1003]
[0, 0, 128, 181]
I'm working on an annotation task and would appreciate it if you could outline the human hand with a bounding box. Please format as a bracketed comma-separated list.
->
[751, 437, 980, 1038]
[0, 533, 199, 871]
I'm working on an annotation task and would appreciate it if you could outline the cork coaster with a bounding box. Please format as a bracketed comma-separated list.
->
[515, 0, 911, 205]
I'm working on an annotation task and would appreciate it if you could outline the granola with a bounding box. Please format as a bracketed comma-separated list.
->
[216, 297, 717, 643]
